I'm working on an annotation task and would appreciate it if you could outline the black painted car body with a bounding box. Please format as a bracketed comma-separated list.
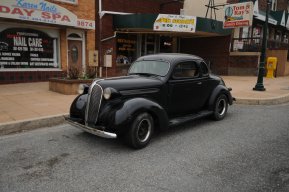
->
[66, 53, 234, 149]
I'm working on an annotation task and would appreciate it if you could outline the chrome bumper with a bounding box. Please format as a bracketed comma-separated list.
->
[65, 116, 117, 139]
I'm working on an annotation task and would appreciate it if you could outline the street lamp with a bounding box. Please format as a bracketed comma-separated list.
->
[253, 0, 272, 91]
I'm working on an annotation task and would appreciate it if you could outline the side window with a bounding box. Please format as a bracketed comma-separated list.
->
[200, 61, 209, 76]
[172, 61, 199, 79]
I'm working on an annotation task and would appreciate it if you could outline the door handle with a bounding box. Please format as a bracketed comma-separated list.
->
[197, 82, 202, 85]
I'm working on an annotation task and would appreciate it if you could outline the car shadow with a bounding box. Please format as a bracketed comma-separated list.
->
[71, 112, 234, 151]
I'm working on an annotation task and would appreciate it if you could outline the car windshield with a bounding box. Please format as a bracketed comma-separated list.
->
[128, 60, 170, 77]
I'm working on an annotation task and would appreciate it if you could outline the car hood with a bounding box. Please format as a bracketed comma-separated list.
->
[96, 75, 163, 91]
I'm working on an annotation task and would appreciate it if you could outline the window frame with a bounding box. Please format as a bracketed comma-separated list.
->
[171, 60, 200, 80]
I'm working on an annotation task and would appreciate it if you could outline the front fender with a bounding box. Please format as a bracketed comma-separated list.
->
[70, 94, 88, 119]
[99, 98, 169, 135]
[208, 85, 233, 110]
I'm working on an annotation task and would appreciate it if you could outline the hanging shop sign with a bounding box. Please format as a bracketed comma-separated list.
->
[0, 28, 56, 69]
[154, 14, 197, 33]
[223, 2, 253, 28]
[0, 0, 94, 29]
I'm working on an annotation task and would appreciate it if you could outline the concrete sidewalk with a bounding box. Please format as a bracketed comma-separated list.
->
[0, 76, 289, 135]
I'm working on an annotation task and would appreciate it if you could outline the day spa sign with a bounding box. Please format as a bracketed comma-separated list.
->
[0, 0, 94, 29]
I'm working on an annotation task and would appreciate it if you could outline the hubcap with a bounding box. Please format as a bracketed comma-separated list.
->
[217, 99, 226, 116]
[137, 119, 151, 142]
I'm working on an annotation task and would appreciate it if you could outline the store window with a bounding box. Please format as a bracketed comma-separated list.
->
[141, 34, 156, 56]
[160, 36, 173, 53]
[116, 34, 137, 65]
[0, 28, 58, 69]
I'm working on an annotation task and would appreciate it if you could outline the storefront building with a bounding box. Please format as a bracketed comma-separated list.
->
[96, 0, 233, 77]
[0, 0, 95, 83]
[228, 0, 289, 76]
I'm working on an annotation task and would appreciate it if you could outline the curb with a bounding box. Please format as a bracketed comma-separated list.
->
[234, 93, 289, 105]
[0, 114, 67, 136]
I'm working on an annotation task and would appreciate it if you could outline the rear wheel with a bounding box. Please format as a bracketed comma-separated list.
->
[212, 94, 228, 120]
[127, 113, 154, 149]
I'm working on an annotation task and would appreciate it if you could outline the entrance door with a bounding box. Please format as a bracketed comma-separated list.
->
[68, 40, 83, 73]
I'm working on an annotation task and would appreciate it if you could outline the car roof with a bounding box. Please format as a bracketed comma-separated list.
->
[136, 53, 204, 64]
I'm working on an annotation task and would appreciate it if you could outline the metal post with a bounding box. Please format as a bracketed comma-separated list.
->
[253, 0, 271, 91]
[98, 0, 103, 78]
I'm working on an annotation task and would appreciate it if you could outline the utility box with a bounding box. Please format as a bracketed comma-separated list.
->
[266, 57, 277, 78]
[89, 50, 98, 66]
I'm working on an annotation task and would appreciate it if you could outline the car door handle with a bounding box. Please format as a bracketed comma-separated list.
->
[196, 82, 202, 85]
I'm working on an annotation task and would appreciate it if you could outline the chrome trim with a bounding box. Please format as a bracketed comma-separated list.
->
[85, 80, 103, 126]
[120, 88, 159, 96]
[65, 117, 117, 139]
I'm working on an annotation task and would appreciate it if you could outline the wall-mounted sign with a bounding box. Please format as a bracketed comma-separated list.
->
[77, 19, 95, 30]
[0, 0, 77, 26]
[223, 2, 253, 28]
[154, 14, 197, 32]
[0, 28, 56, 68]
[0, 0, 95, 29]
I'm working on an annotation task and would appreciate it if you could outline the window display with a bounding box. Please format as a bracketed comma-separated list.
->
[0, 28, 57, 69]
[116, 34, 137, 65]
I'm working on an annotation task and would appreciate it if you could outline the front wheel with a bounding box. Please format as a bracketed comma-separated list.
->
[212, 94, 228, 121]
[126, 113, 154, 149]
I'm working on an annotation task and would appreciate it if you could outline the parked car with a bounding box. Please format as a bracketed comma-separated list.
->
[66, 53, 234, 149]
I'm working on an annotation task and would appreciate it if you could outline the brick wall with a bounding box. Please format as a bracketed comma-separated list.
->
[0, 71, 66, 84]
[48, 0, 96, 72]
[226, 0, 239, 3]
[267, 49, 288, 76]
[256, 0, 288, 11]
[228, 55, 259, 75]
[180, 36, 231, 75]
[276, 0, 288, 11]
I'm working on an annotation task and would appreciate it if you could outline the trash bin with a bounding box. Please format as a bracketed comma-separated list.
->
[266, 57, 277, 78]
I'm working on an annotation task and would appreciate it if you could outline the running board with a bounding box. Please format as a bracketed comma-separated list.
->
[169, 110, 213, 127]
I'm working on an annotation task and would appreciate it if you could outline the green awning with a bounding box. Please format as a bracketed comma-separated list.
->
[271, 10, 286, 27]
[255, 9, 278, 25]
[113, 14, 232, 36]
[113, 14, 157, 29]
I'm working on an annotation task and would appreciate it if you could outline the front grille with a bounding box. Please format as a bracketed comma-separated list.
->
[85, 82, 103, 126]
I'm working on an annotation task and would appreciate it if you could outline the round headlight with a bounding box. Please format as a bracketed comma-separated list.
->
[78, 84, 85, 94]
[103, 88, 112, 100]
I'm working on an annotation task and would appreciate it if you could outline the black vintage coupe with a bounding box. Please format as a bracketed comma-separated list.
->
[66, 53, 234, 149]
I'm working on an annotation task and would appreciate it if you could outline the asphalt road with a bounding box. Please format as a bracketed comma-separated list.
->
[1, 104, 289, 192]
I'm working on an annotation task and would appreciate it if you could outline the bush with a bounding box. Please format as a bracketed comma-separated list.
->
[85, 67, 97, 79]
[68, 66, 80, 79]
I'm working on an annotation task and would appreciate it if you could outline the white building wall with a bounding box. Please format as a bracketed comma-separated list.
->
[183, 0, 226, 21]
